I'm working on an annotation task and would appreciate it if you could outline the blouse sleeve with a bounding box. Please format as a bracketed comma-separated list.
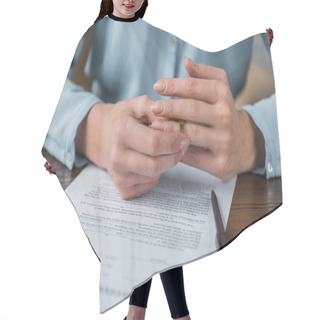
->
[42, 32, 103, 170]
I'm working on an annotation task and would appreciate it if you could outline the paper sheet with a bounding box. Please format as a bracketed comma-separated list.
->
[66, 163, 236, 312]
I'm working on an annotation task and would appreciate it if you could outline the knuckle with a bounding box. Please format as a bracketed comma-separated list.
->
[162, 99, 173, 116]
[141, 94, 151, 105]
[184, 78, 196, 96]
[135, 95, 152, 116]
[187, 122, 199, 139]
[187, 101, 199, 120]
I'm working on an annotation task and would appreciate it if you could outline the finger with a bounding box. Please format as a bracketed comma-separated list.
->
[152, 119, 213, 149]
[127, 95, 157, 124]
[184, 57, 229, 84]
[124, 117, 189, 156]
[181, 147, 213, 174]
[154, 77, 221, 104]
[111, 170, 161, 188]
[122, 149, 184, 177]
[181, 147, 235, 181]
[118, 180, 159, 200]
[151, 98, 215, 125]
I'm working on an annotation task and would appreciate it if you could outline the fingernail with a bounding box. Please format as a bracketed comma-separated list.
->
[154, 80, 166, 93]
[180, 139, 189, 150]
[151, 102, 163, 114]
[151, 121, 164, 131]
[185, 56, 195, 66]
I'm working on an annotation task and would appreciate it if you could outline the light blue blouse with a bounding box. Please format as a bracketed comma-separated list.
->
[43, 15, 280, 178]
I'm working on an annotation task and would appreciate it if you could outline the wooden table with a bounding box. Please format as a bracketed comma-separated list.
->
[226, 172, 282, 244]
[43, 149, 282, 246]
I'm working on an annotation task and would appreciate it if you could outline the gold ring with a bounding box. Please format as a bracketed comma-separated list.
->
[179, 120, 185, 133]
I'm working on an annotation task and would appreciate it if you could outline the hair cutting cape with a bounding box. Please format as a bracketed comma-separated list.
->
[42, 15, 281, 313]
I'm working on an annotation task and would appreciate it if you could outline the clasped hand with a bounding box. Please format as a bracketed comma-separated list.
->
[77, 95, 189, 200]
[151, 57, 260, 181]
[77, 57, 262, 199]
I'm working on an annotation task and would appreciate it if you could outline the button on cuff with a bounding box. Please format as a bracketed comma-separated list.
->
[67, 151, 73, 163]
[267, 161, 273, 173]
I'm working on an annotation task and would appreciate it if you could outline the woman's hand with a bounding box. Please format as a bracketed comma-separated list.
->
[151, 57, 265, 181]
[75, 95, 189, 199]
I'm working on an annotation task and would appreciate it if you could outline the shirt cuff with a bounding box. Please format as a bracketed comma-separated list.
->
[240, 94, 281, 179]
[44, 94, 103, 170]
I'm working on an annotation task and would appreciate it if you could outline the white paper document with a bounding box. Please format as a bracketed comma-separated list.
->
[66, 163, 236, 313]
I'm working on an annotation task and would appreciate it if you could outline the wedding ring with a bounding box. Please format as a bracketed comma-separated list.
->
[179, 120, 185, 133]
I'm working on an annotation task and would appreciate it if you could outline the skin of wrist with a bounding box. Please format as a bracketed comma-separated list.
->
[75, 102, 114, 168]
[237, 109, 265, 173]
